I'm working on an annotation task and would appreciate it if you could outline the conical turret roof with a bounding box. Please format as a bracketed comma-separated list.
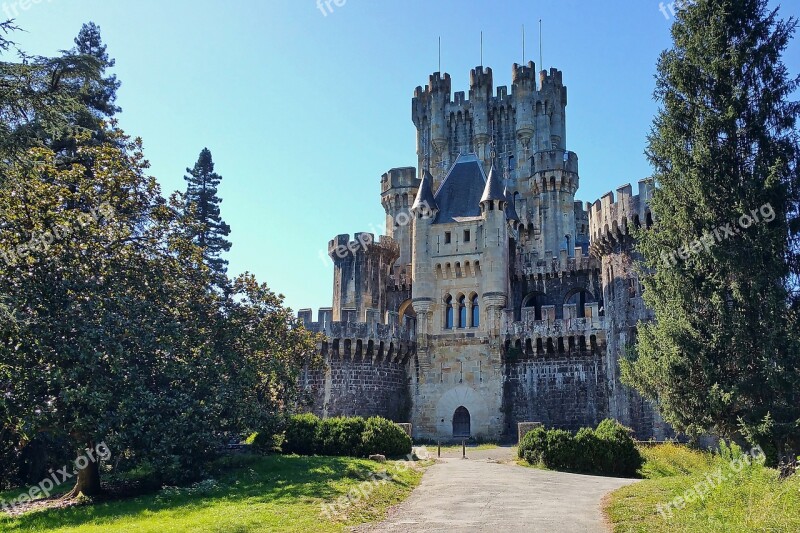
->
[412, 169, 438, 212]
[480, 161, 506, 204]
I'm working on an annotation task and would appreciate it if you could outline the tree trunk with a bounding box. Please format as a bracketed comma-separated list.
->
[63, 454, 102, 499]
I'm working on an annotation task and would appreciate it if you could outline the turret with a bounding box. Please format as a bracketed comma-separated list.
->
[329, 233, 399, 322]
[469, 66, 493, 162]
[512, 62, 536, 177]
[539, 68, 567, 150]
[381, 167, 420, 268]
[530, 149, 580, 257]
[410, 171, 439, 349]
[480, 163, 509, 333]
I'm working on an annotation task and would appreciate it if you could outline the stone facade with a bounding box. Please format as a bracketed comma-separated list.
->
[299, 61, 670, 442]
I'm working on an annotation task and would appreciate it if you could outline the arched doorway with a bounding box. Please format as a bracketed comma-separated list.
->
[452, 406, 470, 438]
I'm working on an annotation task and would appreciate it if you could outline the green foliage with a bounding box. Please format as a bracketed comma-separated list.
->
[281, 415, 410, 459]
[625, 0, 800, 458]
[282, 414, 321, 456]
[316, 417, 367, 457]
[519, 420, 643, 477]
[606, 443, 800, 532]
[361, 416, 412, 458]
[182, 148, 232, 288]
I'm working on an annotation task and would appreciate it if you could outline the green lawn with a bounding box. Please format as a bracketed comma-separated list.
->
[605, 443, 800, 532]
[0, 454, 426, 532]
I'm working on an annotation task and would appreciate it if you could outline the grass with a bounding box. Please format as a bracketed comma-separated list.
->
[0, 454, 427, 532]
[605, 443, 800, 532]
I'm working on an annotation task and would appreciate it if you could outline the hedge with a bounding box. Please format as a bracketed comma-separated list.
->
[518, 419, 643, 477]
[275, 414, 411, 458]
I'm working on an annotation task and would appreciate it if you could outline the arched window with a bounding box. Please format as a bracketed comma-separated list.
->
[471, 295, 480, 327]
[445, 296, 454, 329]
[458, 296, 466, 328]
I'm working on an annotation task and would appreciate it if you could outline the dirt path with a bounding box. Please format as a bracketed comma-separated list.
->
[357, 446, 637, 533]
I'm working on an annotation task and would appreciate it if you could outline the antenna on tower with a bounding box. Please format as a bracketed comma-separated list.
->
[438, 36, 441, 73]
[522, 24, 525, 64]
[539, 19, 543, 71]
[480, 31, 483, 67]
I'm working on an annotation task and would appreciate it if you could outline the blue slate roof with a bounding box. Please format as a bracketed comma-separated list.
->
[433, 154, 487, 224]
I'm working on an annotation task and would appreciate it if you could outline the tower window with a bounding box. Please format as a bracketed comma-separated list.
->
[458, 296, 467, 328]
[445, 295, 454, 329]
[471, 294, 480, 327]
[445, 232, 452, 244]
[463, 229, 471, 242]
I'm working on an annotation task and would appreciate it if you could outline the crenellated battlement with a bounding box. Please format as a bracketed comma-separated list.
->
[588, 179, 654, 254]
[380, 167, 418, 194]
[512, 61, 537, 90]
[469, 66, 493, 97]
[517, 248, 599, 279]
[297, 308, 416, 364]
[532, 149, 579, 174]
[501, 305, 606, 356]
[539, 67, 564, 89]
[328, 233, 400, 260]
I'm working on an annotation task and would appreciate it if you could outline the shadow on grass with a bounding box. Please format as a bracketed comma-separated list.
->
[1, 454, 397, 531]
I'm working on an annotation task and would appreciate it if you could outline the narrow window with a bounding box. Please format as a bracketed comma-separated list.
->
[471, 295, 480, 327]
[458, 296, 467, 328]
[445, 296, 454, 329]
[445, 232, 452, 244]
[464, 229, 471, 242]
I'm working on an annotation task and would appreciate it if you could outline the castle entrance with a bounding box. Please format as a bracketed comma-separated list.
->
[452, 406, 470, 437]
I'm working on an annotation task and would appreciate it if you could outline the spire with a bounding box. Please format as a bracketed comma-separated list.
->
[412, 169, 438, 213]
[480, 161, 505, 204]
[504, 187, 520, 221]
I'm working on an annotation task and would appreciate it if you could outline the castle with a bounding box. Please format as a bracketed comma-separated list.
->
[299, 61, 670, 441]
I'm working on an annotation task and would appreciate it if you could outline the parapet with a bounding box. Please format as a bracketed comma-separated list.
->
[297, 308, 416, 345]
[381, 167, 419, 193]
[328, 233, 400, 262]
[588, 179, 655, 252]
[531, 149, 578, 174]
[539, 67, 564, 88]
[512, 61, 537, 91]
[469, 66, 493, 99]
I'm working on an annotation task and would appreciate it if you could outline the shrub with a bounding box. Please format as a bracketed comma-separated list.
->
[316, 416, 366, 457]
[594, 418, 643, 477]
[282, 413, 321, 455]
[519, 419, 643, 477]
[541, 429, 578, 470]
[518, 426, 547, 463]
[361, 416, 412, 457]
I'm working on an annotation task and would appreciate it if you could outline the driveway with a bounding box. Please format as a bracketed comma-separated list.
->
[357, 446, 637, 533]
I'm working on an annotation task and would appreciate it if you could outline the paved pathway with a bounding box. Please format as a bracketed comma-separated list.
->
[357, 446, 637, 533]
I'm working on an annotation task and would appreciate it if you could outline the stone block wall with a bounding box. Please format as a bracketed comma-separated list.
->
[303, 355, 411, 423]
[503, 349, 608, 436]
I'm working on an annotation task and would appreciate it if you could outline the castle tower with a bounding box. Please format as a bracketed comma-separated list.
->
[479, 162, 509, 336]
[329, 233, 399, 322]
[381, 167, 420, 270]
[469, 66, 493, 165]
[409, 170, 438, 363]
[529, 149, 580, 258]
[511, 61, 537, 180]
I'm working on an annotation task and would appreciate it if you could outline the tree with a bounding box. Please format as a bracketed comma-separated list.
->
[183, 148, 232, 288]
[70, 22, 120, 120]
[0, 20, 103, 161]
[622, 0, 800, 461]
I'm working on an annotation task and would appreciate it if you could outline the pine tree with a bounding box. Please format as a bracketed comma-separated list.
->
[183, 148, 232, 287]
[622, 0, 800, 461]
[71, 22, 120, 120]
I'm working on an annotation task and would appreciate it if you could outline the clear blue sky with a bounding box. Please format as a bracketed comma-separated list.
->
[9, 0, 799, 313]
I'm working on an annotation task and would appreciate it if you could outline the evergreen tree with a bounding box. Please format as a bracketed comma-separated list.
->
[71, 22, 121, 119]
[183, 148, 232, 287]
[622, 0, 800, 461]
